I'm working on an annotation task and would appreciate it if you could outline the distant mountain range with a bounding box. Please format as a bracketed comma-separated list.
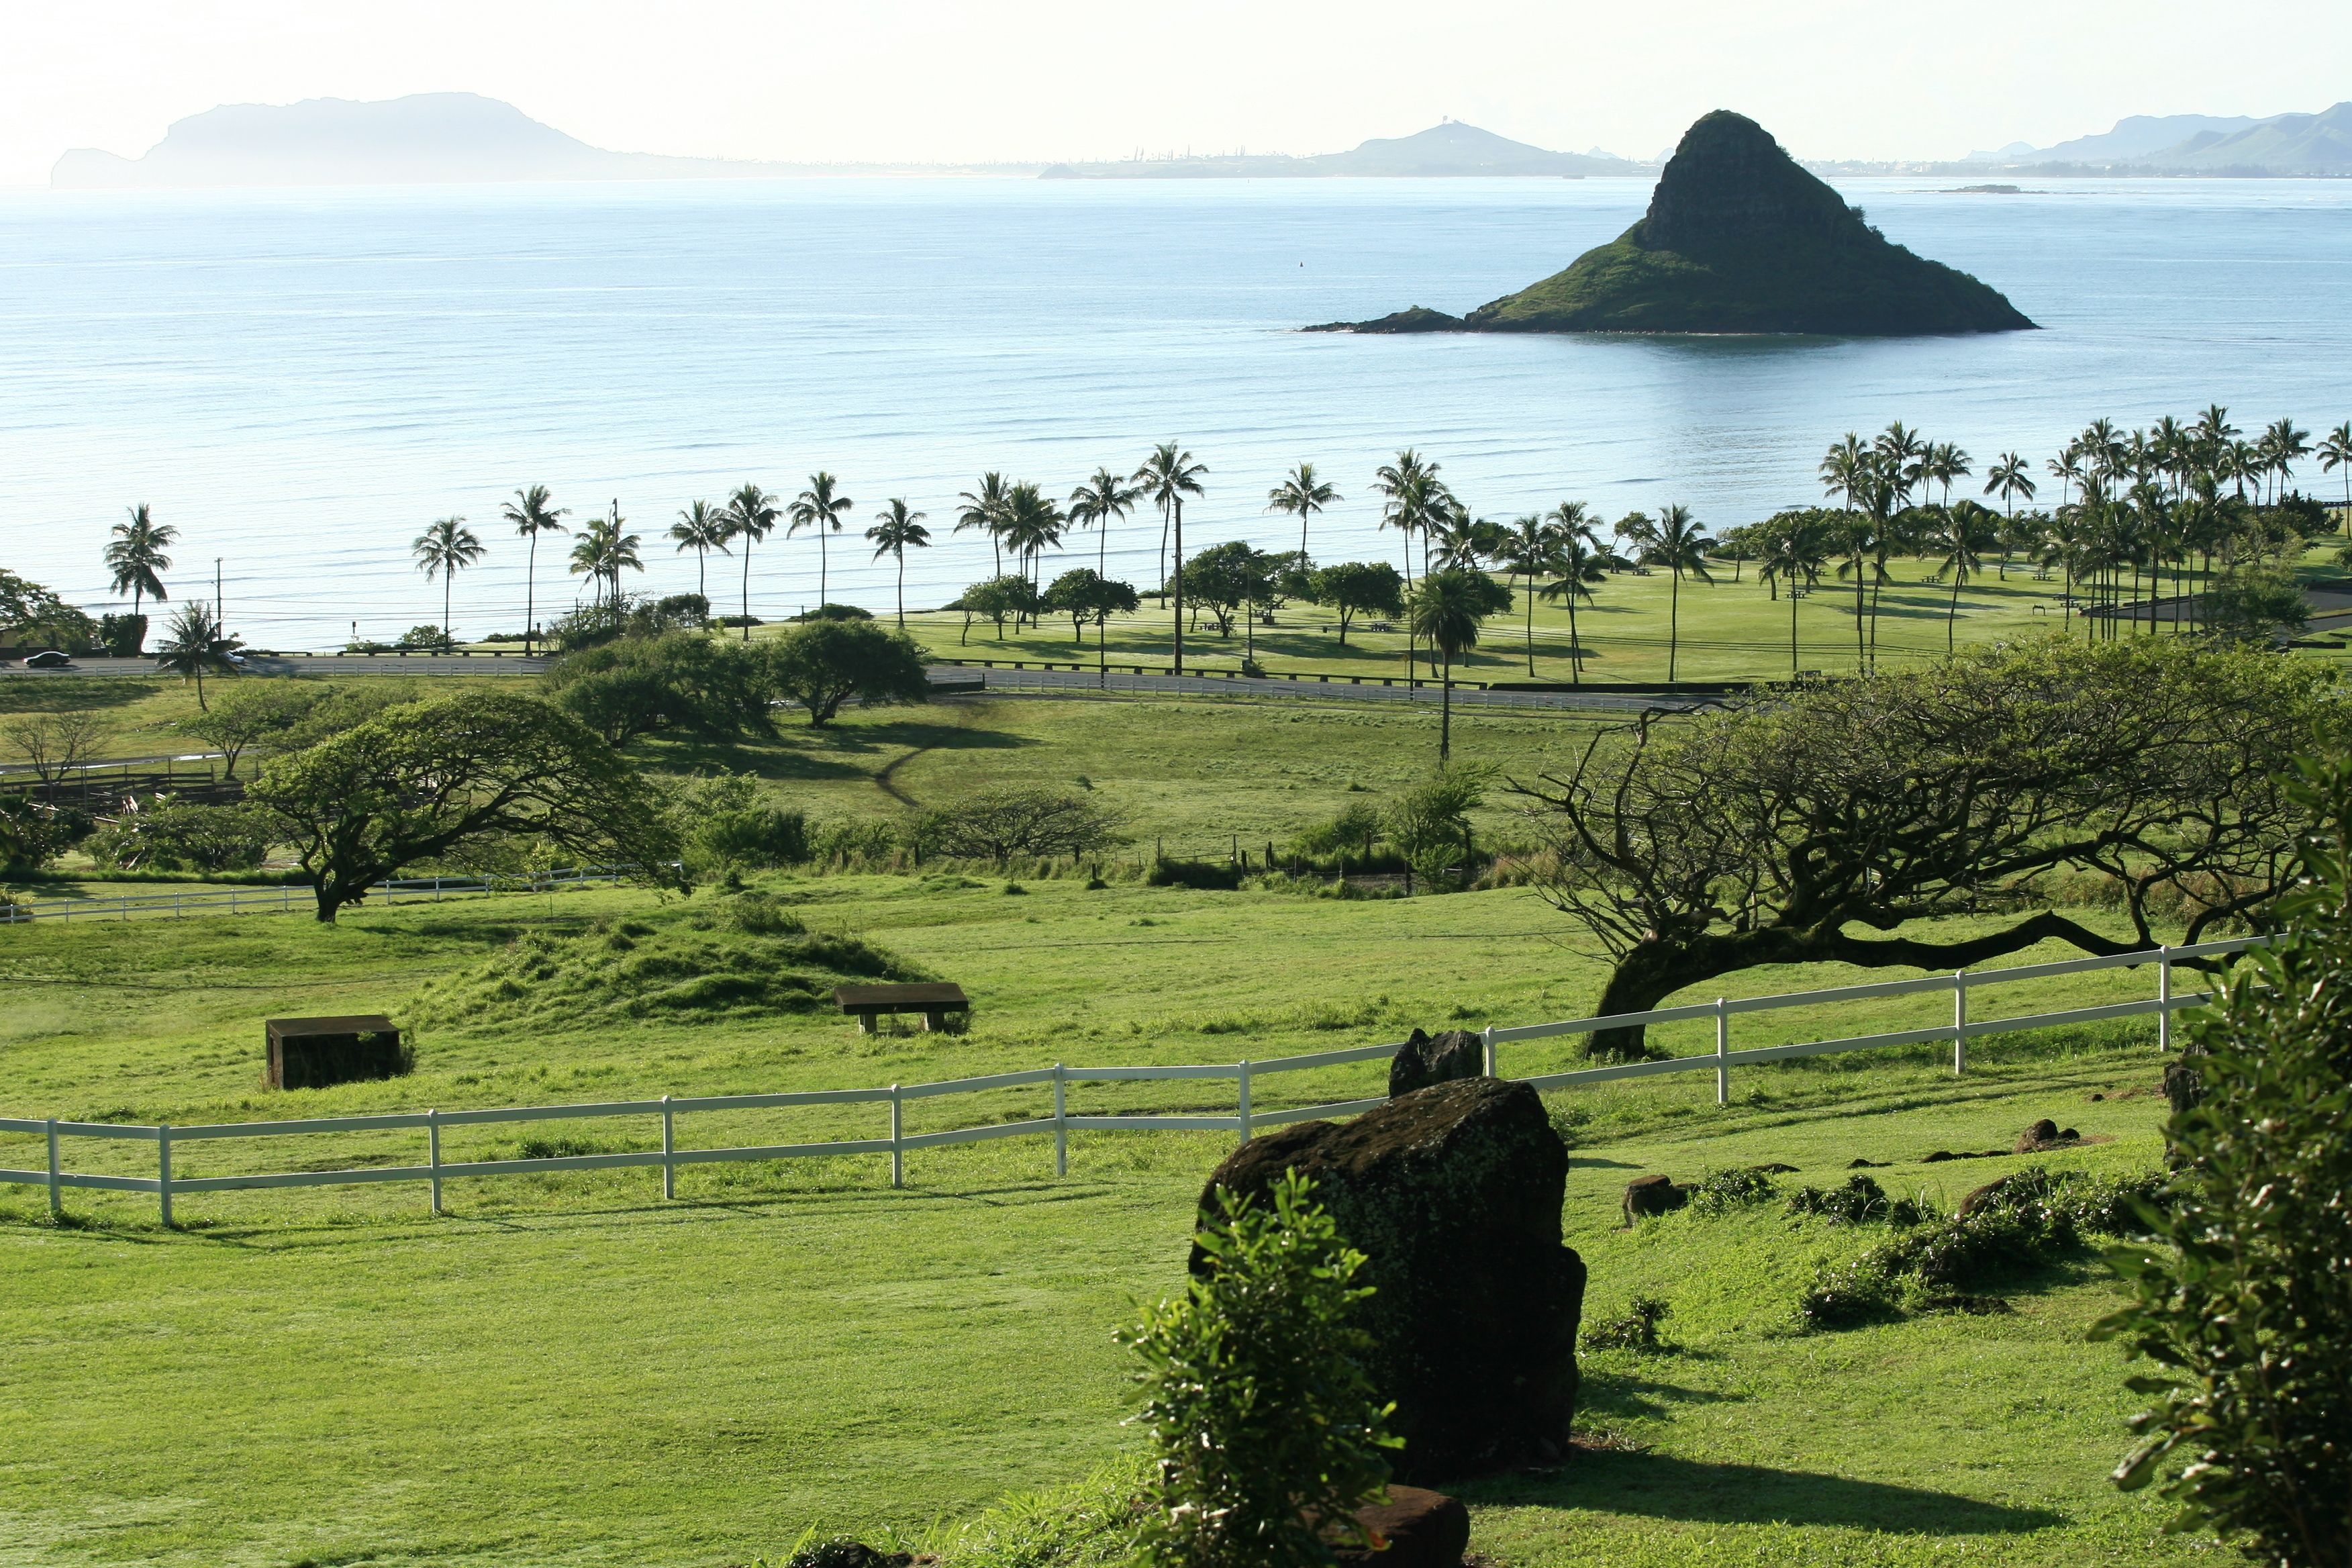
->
[50, 93, 1012, 188]
[1960, 103, 2352, 175]
[1040, 122, 1643, 179]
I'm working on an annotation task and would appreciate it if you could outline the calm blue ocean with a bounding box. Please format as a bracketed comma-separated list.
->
[3, 175, 2348, 648]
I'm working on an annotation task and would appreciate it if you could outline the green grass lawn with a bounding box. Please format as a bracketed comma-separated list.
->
[0, 872, 2216, 1567]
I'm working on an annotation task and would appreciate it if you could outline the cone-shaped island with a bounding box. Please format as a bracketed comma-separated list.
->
[1312, 111, 2036, 337]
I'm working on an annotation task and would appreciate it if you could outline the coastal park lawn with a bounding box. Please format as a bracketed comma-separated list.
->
[0, 872, 2220, 1567]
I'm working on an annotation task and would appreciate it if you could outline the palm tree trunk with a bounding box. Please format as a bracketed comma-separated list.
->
[1668, 571, 1680, 682]
[1790, 585, 1799, 677]
[1853, 566, 1865, 671]
[1172, 499, 1185, 675]
[1948, 576, 1960, 650]
[741, 540, 754, 641]
[444, 575, 453, 647]
[1438, 652, 1453, 761]
[525, 534, 538, 656]
[820, 529, 830, 605]
[896, 553, 906, 628]
[1568, 596, 1582, 685]
[697, 548, 707, 607]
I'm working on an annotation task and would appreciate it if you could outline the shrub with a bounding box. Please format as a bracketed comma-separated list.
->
[916, 788, 1125, 864]
[0, 793, 76, 870]
[1386, 768, 1487, 889]
[2092, 758, 2352, 1562]
[791, 603, 874, 623]
[1144, 856, 1243, 891]
[1785, 1173, 1894, 1224]
[1581, 1295, 1672, 1353]
[669, 773, 810, 880]
[1120, 1170, 1397, 1568]
[84, 799, 275, 873]
[1290, 802, 1383, 859]
[1688, 1166, 1781, 1216]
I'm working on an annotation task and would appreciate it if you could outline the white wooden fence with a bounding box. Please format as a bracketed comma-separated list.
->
[0, 867, 634, 924]
[0, 935, 2258, 1226]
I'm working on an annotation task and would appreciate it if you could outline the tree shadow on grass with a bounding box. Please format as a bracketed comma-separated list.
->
[0, 677, 155, 714]
[1576, 1367, 1742, 1422]
[641, 715, 1034, 786]
[1462, 1448, 2065, 1534]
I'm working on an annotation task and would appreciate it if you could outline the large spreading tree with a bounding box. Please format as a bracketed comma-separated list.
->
[1514, 637, 2343, 1057]
[246, 691, 680, 920]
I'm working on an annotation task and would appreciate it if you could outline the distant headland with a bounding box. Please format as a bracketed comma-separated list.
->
[1309, 111, 2037, 338]
[1040, 121, 1643, 179]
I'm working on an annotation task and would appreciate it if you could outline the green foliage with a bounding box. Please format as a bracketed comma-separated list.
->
[393, 624, 456, 652]
[0, 569, 98, 652]
[1302, 561, 1404, 644]
[543, 631, 773, 746]
[764, 620, 932, 727]
[1688, 1165, 1781, 1216]
[793, 603, 875, 623]
[670, 773, 811, 881]
[1289, 802, 1383, 858]
[925, 1459, 1150, 1568]
[961, 576, 1040, 639]
[1121, 1170, 1397, 1568]
[2200, 563, 2309, 644]
[2092, 759, 2352, 1563]
[1385, 767, 1487, 887]
[177, 681, 324, 776]
[0, 793, 77, 870]
[1581, 1295, 1673, 1353]
[1040, 569, 1140, 640]
[916, 788, 1126, 864]
[405, 910, 909, 1029]
[97, 612, 148, 657]
[1175, 542, 1275, 637]
[83, 800, 275, 873]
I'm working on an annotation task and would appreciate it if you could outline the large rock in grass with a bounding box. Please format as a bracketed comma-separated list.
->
[1387, 1028, 1486, 1097]
[1194, 1077, 1585, 1483]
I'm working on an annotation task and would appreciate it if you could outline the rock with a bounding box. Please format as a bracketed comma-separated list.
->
[1621, 1173, 1690, 1224]
[1847, 1157, 1887, 1169]
[1389, 1028, 1488, 1097]
[2163, 1055, 2207, 1116]
[2014, 1118, 2081, 1153]
[785, 1542, 916, 1568]
[1195, 1078, 1585, 1483]
[2020, 1118, 2060, 1145]
[1304, 305, 1467, 334]
[1334, 1485, 1470, 1567]
[1459, 111, 2037, 336]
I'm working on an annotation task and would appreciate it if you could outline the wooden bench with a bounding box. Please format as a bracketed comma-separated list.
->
[832, 982, 971, 1034]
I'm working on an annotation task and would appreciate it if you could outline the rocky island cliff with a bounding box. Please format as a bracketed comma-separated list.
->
[1312, 111, 2036, 337]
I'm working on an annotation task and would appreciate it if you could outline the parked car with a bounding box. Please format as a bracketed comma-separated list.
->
[21, 650, 75, 670]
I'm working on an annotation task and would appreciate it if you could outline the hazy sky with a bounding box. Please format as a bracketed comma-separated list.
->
[5, 0, 2348, 185]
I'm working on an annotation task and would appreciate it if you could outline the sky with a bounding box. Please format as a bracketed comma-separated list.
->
[3, 0, 2349, 186]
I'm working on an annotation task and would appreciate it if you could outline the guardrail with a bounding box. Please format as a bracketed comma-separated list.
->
[928, 655, 1738, 697]
[0, 934, 2259, 1224]
[0, 867, 634, 925]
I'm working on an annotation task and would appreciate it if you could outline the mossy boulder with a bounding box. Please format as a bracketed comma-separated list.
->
[1194, 1077, 1585, 1482]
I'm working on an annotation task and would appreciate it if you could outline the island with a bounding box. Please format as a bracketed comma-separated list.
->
[1040, 121, 1643, 179]
[1308, 111, 2037, 338]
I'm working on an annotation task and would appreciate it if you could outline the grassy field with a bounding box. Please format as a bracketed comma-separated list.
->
[0, 871, 2216, 1567]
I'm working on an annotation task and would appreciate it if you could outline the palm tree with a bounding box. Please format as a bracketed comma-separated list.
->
[2261, 417, 2311, 509]
[720, 483, 781, 640]
[669, 500, 732, 613]
[1538, 529, 1613, 685]
[411, 515, 485, 648]
[2319, 421, 2352, 533]
[1373, 452, 1446, 686]
[1758, 511, 1830, 676]
[789, 473, 855, 605]
[1001, 483, 1067, 591]
[1498, 513, 1559, 675]
[1068, 467, 1140, 575]
[153, 600, 241, 710]
[1928, 501, 2000, 651]
[956, 473, 1012, 577]
[1409, 571, 1491, 762]
[1982, 453, 2035, 579]
[865, 501, 930, 628]
[1636, 503, 1714, 681]
[1133, 443, 1207, 672]
[103, 504, 178, 637]
[1266, 462, 1340, 563]
[569, 502, 642, 618]
[501, 485, 569, 654]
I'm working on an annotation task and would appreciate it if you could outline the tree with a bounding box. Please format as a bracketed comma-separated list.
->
[789, 472, 855, 605]
[761, 619, 930, 727]
[956, 472, 1012, 578]
[1387, 767, 1487, 889]
[720, 483, 782, 640]
[915, 786, 1126, 863]
[959, 575, 1032, 642]
[1373, 450, 1445, 685]
[569, 503, 642, 618]
[863, 501, 930, 628]
[2318, 420, 2352, 534]
[152, 600, 242, 709]
[246, 691, 680, 921]
[542, 632, 774, 746]
[103, 504, 177, 649]
[669, 499, 731, 607]
[1306, 560, 1404, 646]
[3, 711, 102, 787]
[411, 515, 486, 647]
[178, 683, 321, 777]
[2092, 760, 2352, 1568]
[998, 482, 1066, 595]
[1408, 569, 1503, 762]
[1928, 499, 2000, 650]
[1120, 1170, 1396, 1568]
[1068, 467, 1140, 577]
[1514, 637, 2342, 1059]
[1177, 541, 1269, 640]
[1755, 510, 1832, 676]
[1040, 567, 1138, 673]
[1635, 503, 1714, 681]
[501, 485, 570, 655]
[1983, 452, 2037, 577]
[1134, 442, 1208, 673]
[1496, 511, 1561, 675]
[1266, 462, 1340, 564]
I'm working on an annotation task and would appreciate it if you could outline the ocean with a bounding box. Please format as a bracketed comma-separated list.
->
[3, 174, 2347, 648]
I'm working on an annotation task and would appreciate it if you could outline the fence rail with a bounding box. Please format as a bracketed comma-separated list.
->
[1, 867, 634, 925]
[1, 935, 2261, 1224]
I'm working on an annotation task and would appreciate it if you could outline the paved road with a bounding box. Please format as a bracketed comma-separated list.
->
[0, 654, 549, 677]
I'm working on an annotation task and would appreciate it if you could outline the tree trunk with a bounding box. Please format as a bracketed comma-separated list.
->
[1172, 498, 1185, 674]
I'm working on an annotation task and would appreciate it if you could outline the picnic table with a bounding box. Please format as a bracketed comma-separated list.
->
[832, 981, 971, 1034]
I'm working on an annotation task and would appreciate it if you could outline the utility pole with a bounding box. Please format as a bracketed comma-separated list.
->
[214, 558, 224, 638]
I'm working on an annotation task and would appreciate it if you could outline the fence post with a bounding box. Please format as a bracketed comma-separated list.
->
[661, 1095, 676, 1199]
[2157, 946, 2173, 1052]
[428, 1108, 443, 1215]
[157, 1124, 173, 1228]
[1953, 971, 1969, 1077]
[889, 1085, 903, 1188]
[1237, 1060, 1253, 1144]
[1052, 1065, 1067, 1177]
[1713, 999, 1730, 1106]
[46, 1117, 61, 1220]
[1481, 1025, 1497, 1078]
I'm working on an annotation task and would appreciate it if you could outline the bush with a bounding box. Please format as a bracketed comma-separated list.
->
[1386, 768, 1487, 889]
[1120, 1171, 1397, 1568]
[544, 632, 773, 746]
[2092, 758, 2352, 1561]
[1688, 1166, 1781, 1216]
[1291, 802, 1383, 859]
[668, 773, 809, 879]
[84, 799, 275, 873]
[791, 603, 873, 622]
[916, 788, 1125, 863]
[0, 792, 77, 870]
[1581, 1295, 1671, 1353]
[98, 612, 148, 656]
[1144, 856, 1243, 891]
